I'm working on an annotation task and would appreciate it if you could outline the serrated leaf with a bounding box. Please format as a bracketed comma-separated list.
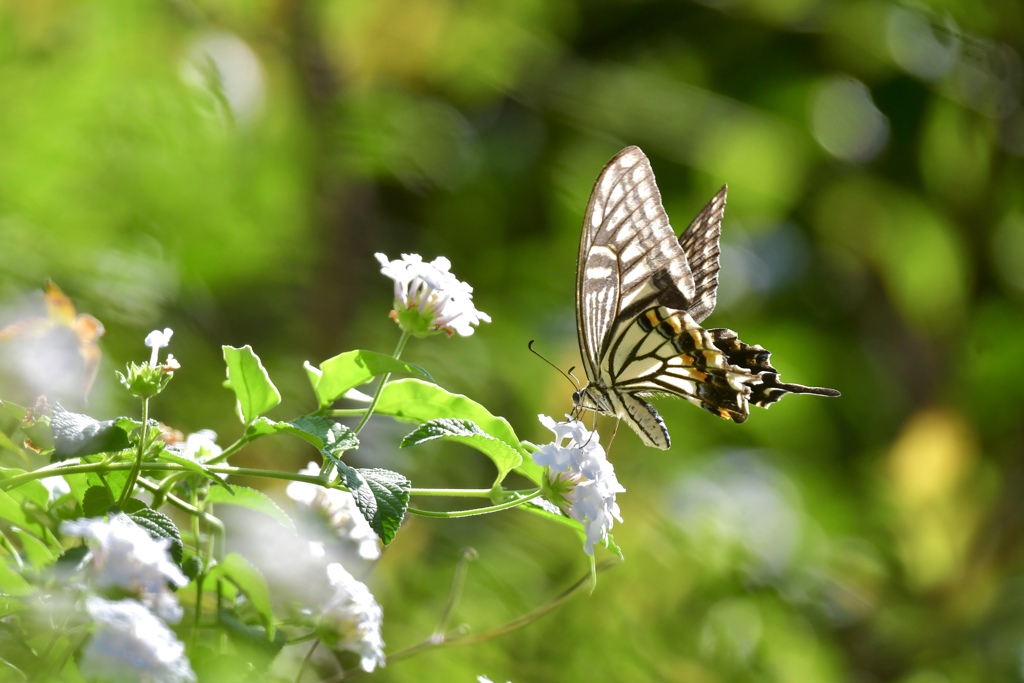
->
[87, 470, 129, 502]
[335, 465, 409, 546]
[82, 486, 115, 518]
[401, 418, 522, 481]
[182, 555, 203, 581]
[205, 486, 295, 531]
[208, 553, 275, 639]
[304, 350, 432, 408]
[375, 378, 525, 460]
[247, 415, 359, 458]
[223, 345, 282, 424]
[128, 507, 183, 565]
[121, 498, 147, 514]
[51, 403, 131, 460]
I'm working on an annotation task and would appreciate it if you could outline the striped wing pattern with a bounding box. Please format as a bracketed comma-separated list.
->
[573, 146, 839, 450]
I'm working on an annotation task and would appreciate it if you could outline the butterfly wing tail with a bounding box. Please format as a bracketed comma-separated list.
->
[708, 328, 840, 408]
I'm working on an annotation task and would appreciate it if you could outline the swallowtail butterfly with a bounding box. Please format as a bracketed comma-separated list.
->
[572, 146, 839, 449]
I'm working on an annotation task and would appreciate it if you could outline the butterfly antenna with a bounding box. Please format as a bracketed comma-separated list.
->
[566, 366, 581, 392]
[528, 340, 580, 391]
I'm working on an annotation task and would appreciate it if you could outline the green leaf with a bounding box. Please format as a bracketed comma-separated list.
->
[334, 465, 409, 546]
[0, 490, 28, 528]
[304, 350, 432, 408]
[205, 486, 295, 531]
[0, 430, 24, 458]
[208, 553, 275, 639]
[375, 378, 525, 458]
[217, 611, 287, 667]
[401, 418, 523, 481]
[0, 560, 30, 597]
[10, 528, 55, 567]
[51, 403, 131, 460]
[247, 416, 358, 459]
[223, 345, 282, 424]
[128, 507, 184, 565]
[82, 486, 115, 518]
[86, 470, 129, 503]
[2, 475, 48, 509]
[514, 441, 546, 488]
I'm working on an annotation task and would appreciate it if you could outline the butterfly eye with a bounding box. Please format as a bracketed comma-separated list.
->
[572, 391, 581, 404]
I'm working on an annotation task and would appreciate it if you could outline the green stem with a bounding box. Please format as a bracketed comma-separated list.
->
[407, 489, 543, 519]
[189, 488, 203, 651]
[295, 639, 319, 683]
[0, 461, 328, 491]
[352, 331, 410, 437]
[118, 397, 150, 506]
[203, 433, 250, 466]
[408, 488, 495, 497]
[434, 548, 476, 639]
[334, 558, 621, 679]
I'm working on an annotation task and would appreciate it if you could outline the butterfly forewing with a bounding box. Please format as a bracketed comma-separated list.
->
[679, 186, 726, 324]
[576, 147, 695, 381]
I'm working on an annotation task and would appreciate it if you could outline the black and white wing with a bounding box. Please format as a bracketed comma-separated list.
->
[679, 186, 726, 324]
[575, 146, 695, 384]
[573, 146, 839, 450]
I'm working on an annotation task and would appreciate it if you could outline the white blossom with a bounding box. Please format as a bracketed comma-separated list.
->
[176, 429, 222, 461]
[61, 515, 188, 622]
[375, 252, 490, 337]
[534, 415, 625, 555]
[40, 475, 71, 502]
[81, 597, 195, 683]
[319, 563, 385, 672]
[144, 328, 174, 367]
[287, 462, 381, 561]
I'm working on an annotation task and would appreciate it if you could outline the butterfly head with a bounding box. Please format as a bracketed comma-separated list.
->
[573, 384, 614, 416]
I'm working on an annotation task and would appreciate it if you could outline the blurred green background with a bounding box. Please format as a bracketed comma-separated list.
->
[3, 0, 1024, 681]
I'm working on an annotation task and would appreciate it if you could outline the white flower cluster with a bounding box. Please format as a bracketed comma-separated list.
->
[533, 415, 625, 555]
[81, 597, 196, 683]
[286, 462, 382, 562]
[61, 516, 194, 682]
[375, 252, 491, 337]
[319, 563, 386, 673]
[61, 515, 189, 622]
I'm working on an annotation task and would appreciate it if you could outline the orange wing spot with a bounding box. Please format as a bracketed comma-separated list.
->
[645, 310, 661, 327]
[685, 368, 708, 382]
[665, 314, 683, 336]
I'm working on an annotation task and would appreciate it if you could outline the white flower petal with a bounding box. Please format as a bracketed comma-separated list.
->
[320, 563, 386, 672]
[376, 252, 490, 337]
[61, 515, 187, 622]
[532, 415, 624, 555]
[82, 597, 195, 683]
